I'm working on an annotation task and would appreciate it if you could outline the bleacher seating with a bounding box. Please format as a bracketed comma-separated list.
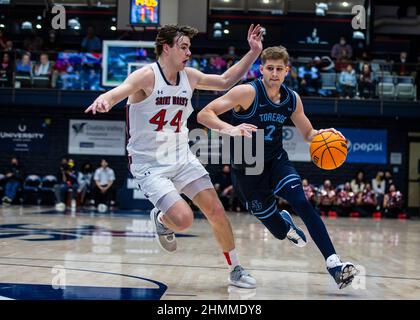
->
[23, 174, 42, 204]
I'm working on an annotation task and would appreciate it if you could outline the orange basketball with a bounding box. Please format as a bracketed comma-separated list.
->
[310, 131, 347, 170]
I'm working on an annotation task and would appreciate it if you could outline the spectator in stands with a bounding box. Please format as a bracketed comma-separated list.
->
[16, 52, 32, 76]
[416, 62, 420, 100]
[93, 159, 116, 211]
[383, 184, 404, 218]
[317, 179, 337, 216]
[2, 157, 24, 205]
[33, 53, 53, 79]
[77, 162, 93, 206]
[54, 158, 78, 211]
[339, 64, 357, 98]
[372, 171, 385, 209]
[81, 26, 102, 53]
[393, 51, 411, 76]
[356, 50, 371, 72]
[335, 182, 357, 217]
[0, 30, 7, 50]
[356, 183, 377, 217]
[298, 61, 321, 96]
[0, 52, 13, 87]
[334, 48, 352, 72]
[384, 171, 394, 193]
[23, 29, 44, 52]
[351, 170, 366, 194]
[331, 36, 353, 60]
[212, 165, 233, 211]
[4, 40, 13, 52]
[302, 178, 317, 209]
[43, 29, 62, 52]
[358, 63, 376, 99]
[285, 63, 299, 92]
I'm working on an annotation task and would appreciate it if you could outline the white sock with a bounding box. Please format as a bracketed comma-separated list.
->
[326, 254, 341, 268]
[223, 249, 239, 271]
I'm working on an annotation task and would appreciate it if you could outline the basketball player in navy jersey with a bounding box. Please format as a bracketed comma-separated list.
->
[85, 24, 268, 289]
[198, 46, 359, 289]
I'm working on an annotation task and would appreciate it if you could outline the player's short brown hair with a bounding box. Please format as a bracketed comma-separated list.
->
[155, 25, 198, 58]
[260, 46, 289, 65]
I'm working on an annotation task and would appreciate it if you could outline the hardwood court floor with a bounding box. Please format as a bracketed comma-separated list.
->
[0, 205, 419, 300]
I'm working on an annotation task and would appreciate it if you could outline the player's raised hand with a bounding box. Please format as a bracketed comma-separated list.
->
[318, 128, 346, 141]
[227, 123, 258, 138]
[85, 96, 111, 115]
[247, 24, 263, 53]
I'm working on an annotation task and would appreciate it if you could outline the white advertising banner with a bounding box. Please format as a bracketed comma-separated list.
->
[282, 126, 311, 162]
[68, 120, 126, 155]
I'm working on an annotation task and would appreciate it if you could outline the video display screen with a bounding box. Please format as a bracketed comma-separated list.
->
[130, 0, 160, 26]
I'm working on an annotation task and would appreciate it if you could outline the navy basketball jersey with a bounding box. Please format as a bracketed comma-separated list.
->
[231, 78, 297, 164]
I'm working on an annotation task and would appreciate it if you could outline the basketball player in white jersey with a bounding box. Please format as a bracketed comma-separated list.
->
[85, 24, 263, 288]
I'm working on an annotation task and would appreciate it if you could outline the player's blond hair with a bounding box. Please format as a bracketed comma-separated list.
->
[155, 25, 198, 58]
[260, 46, 289, 65]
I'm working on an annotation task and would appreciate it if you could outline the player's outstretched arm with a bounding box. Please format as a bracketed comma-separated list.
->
[187, 24, 263, 91]
[85, 66, 152, 115]
[290, 92, 345, 142]
[197, 85, 257, 137]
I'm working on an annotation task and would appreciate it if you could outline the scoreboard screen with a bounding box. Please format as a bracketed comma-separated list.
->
[130, 0, 160, 26]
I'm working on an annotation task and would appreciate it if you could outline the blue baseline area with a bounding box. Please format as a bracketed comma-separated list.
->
[0, 265, 167, 300]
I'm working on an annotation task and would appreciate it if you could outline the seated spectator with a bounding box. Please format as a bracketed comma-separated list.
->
[0, 52, 13, 87]
[23, 29, 44, 52]
[285, 63, 299, 92]
[393, 51, 411, 76]
[334, 48, 352, 72]
[2, 157, 24, 205]
[302, 178, 317, 209]
[358, 63, 376, 99]
[0, 30, 7, 50]
[81, 26, 102, 53]
[351, 170, 366, 194]
[357, 50, 371, 72]
[43, 29, 62, 52]
[4, 40, 13, 52]
[298, 61, 321, 96]
[384, 171, 394, 193]
[212, 165, 243, 212]
[335, 182, 357, 216]
[317, 179, 337, 216]
[339, 64, 357, 98]
[383, 184, 404, 218]
[77, 162, 93, 206]
[356, 183, 377, 217]
[372, 171, 385, 210]
[33, 53, 53, 77]
[15, 53, 32, 76]
[54, 158, 78, 211]
[331, 36, 353, 60]
[93, 159, 116, 211]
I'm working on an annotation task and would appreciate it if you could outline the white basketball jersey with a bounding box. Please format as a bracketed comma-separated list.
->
[126, 62, 194, 164]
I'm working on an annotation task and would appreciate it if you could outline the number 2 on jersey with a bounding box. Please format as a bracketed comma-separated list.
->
[149, 109, 183, 133]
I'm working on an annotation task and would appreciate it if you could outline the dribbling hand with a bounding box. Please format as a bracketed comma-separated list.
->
[317, 128, 346, 141]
